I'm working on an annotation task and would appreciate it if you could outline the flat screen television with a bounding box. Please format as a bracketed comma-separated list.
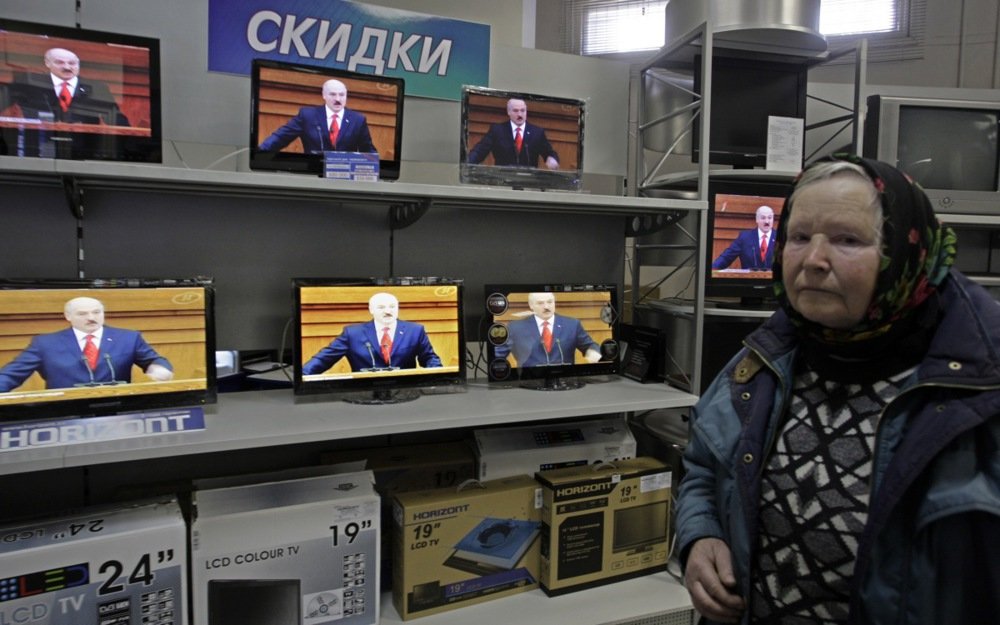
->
[483, 284, 620, 390]
[612, 501, 669, 553]
[293, 278, 465, 403]
[250, 58, 405, 180]
[692, 54, 808, 169]
[705, 178, 791, 305]
[0, 18, 162, 163]
[460, 85, 585, 191]
[863, 94, 1000, 216]
[0, 277, 216, 422]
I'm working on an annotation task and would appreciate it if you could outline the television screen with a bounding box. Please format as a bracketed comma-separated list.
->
[692, 55, 808, 168]
[0, 278, 216, 421]
[293, 278, 465, 403]
[460, 85, 585, 191]
[612, 501, 669, 553]
[706, 178, 791, 304]
[484, 284, 620, 390]
[250, 58, 405, 180]
[0, 18, 161, 163]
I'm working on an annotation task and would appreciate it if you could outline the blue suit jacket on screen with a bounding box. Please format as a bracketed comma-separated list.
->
[258, 106, 376, 154]
[494, 315, 599, 367]
[466, 121, 559, 168]
[0, 326, 173, 392]
[302, 320, 442, 374]
[711, 229, 776, 270]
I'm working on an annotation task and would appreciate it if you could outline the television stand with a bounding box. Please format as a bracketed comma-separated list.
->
[342, 388, 420, 405]
[520, 376, 585, 391]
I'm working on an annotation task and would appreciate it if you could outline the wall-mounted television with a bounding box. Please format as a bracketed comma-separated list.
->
[0, 18, 161, 163]
[0, 278, 215, 422]
[863, 94, 1000, 216]
[692, 54, 808, 169]
[250, 58, 405, 180]
[705, 178, 791, 305]
[293, 278, 465, 404]
[460, 86, 585, 191]
[484, 284, 620, 390]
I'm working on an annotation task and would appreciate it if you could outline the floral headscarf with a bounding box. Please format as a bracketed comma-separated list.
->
[772, 153, 957, 347]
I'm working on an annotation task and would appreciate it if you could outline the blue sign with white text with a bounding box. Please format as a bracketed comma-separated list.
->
[208, 0, 491, 100]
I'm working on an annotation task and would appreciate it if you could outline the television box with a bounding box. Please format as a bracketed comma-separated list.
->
[324, 152, 380, 181]
[536, 457, 671, 596]
[190, 471, 380, 625]
[320, 441, 477, 588]
[473, 416, 637, 481]
[391, 475, 542, 620]
[0, 497, 186, 625]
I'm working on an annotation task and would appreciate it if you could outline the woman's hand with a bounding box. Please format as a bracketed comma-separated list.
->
[684, 537, 746, 623]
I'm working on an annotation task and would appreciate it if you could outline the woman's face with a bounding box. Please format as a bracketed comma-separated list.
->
[782, 176, 882, 329]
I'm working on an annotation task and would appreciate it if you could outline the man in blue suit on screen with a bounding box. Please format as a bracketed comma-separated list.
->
[495, 292, 602, 367]
[257, 78, 377, 154]
[0, 296, 174, 392]
[302, 292, 442, 374]
[467, 98, 560, 169]
[711, 204, 777, 271]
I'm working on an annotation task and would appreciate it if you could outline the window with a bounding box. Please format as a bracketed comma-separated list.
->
[566, 0, 924, 61]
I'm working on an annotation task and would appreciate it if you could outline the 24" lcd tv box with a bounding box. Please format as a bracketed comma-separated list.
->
[0, 497, 186, 625]
[391, 475, 542, 620]
[536, 457, 671, 596]
[190, 470, 380, 625]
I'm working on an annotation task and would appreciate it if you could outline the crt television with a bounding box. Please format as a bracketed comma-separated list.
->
[293, 277, 465, 403]
[863, 94, 1000, 216]
[0, 18, 162, 163]
[705, 178, 791, 305]
[484, 284, 620, 390]
[250, 58, 405, 180]
[0, 277, 216, 421]
[692, 54, 808, 169]
[460, 85, 585, 191]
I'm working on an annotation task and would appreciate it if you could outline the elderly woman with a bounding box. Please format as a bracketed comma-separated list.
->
[675, 155, 1000, 625]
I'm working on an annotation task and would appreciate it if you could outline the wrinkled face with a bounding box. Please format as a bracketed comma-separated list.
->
[323, 80, 348, 112]
[45, 48, 80, 81]
[65, 297, 105, 333]
[756, 206, 775, 233]
[527, 293, 555, 321]
[782, 176, 882, 330]
[369, 293, 399, 326]
[507, 99, 527, 125]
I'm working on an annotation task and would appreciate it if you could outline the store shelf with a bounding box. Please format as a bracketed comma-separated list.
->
[0, 156, 705, 218]
[0, 377, 698, 475]
[379, 570, 695, 625]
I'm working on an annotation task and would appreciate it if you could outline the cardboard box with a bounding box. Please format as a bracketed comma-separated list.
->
[320, 441, 477, 589]
[473, 416, 637, 481]
[323, 152, 380, 181]
[536, 457, 671, 596]
[391, 475, 542, 620]
[0, 498, 186, 625]
[190, 471, 380, 625]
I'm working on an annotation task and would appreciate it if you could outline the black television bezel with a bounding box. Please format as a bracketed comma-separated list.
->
[292, 277, 466, 400]
[459, 85, 585, 191]
[0, 17, 162, 163]
[705, 178, 791, 302]
[0, 277, 217, 422]
[249, 58, 405, 180]
[692, 54, 808, 169]
[483, 283, 620, 385]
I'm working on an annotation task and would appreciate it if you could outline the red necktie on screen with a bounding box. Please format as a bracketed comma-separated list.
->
[59, 82, 72, 112]
[380, 327, 392, 363]
[760, 234, 768, 262]
[329, 115, 339, 149]
[541, 321, 552, 352]
[83, 334, 98, 371]
[514, 126, 523, 153]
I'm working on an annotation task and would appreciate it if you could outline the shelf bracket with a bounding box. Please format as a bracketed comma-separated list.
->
[625, 210, 686, 237]
[388, 199, 432, 229]
[62, 175, 84, 219]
